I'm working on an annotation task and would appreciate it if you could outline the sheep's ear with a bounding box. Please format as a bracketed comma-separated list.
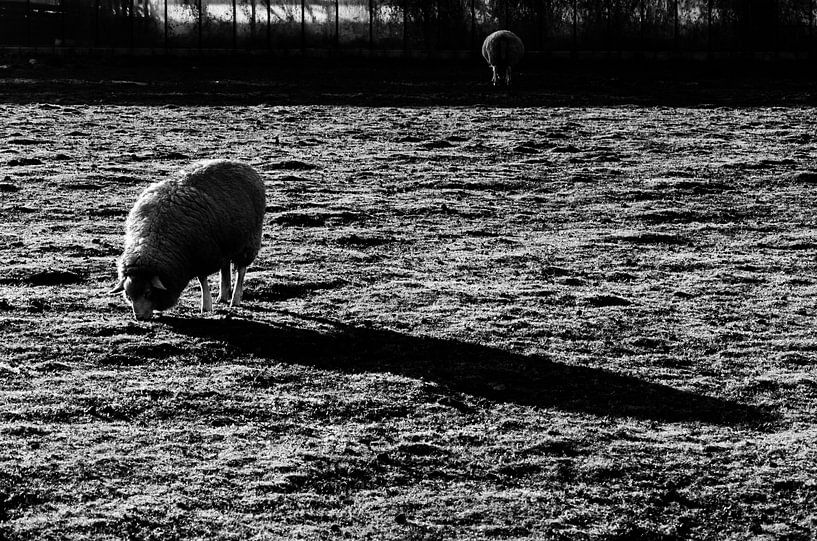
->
[151, 276, 167, 291]
[109, 279, 125, 295]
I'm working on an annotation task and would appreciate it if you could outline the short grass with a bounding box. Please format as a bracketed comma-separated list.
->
[1, 86, 816, 539]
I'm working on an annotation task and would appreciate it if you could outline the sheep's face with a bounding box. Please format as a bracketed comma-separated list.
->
[113, 275, 172, 321]
[122, 276, 157, 321]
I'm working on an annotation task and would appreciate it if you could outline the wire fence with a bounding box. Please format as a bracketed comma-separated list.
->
[0, 0, 815, 54]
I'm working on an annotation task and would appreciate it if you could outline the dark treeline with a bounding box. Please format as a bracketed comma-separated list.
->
[0, 0, 814, 53]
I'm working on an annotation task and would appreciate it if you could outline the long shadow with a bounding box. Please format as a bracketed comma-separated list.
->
[163, 315, 774, 427]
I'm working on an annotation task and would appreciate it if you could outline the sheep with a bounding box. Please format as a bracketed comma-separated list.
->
[481, 30, 525, 87]
[110, 159, 266, 321]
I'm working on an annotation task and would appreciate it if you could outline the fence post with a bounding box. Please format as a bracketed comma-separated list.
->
[539, 0, 547, 51]
[251, 0, 256, 47]
[130, 0, 135, 49]
[811, 0, 815, 56]
[300, 0, 305, 49]
[707, 0, 712, 55]
[335, 0, 339, 46]
[470, 0, 475, 51]
[164, 0, 168, 49]
[60, 0, 65, 48]
[437, 0, 441, 50]
[369, 0, 373, 49]
[25, 0, 31, 46]
[232, 0, 237, 49]
[639, 0, 644, 52]
[266, 0, 270, 49]
[198, 0, 202, 51]
[673, 0, 678, 51]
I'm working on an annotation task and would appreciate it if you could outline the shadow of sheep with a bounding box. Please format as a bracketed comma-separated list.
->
[162, 315, 774, 428]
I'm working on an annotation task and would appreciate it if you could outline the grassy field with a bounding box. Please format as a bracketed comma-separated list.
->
[1, 60, 816, 539]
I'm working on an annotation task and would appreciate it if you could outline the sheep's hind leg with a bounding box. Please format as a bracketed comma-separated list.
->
[217, 262, 232, 304]
[198, 275, 213, 313]
[230, 266, 247, 307]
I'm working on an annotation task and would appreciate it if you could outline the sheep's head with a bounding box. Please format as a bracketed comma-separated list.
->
[110, 275, 171, 321]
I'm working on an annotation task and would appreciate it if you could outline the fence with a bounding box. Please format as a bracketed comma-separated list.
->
[0, 0, 815, 54]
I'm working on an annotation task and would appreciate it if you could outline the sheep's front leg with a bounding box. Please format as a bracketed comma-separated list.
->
[198, 275, 213, 313]
[491, 67, 499, 86]
[217, 262, 232, 304]
[505, 66, 512, 86]
[230, 266, 247, 307]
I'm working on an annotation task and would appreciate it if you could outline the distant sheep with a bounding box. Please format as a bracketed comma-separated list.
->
[111, 159, 266, 321]
[481, 30, 525, 87]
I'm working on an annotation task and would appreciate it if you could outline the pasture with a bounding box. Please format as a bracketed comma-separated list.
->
[0, 60, 816, 540]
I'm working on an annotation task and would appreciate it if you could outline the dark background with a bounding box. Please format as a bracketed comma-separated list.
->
[1, 0, 816, 56]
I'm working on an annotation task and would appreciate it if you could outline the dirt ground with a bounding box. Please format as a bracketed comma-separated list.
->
[1, 58, 816, 540]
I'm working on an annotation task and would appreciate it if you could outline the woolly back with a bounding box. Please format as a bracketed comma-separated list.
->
[180, 160, 266, 255]
[119, 159, 266, 294]
[482, 30, 525, 67]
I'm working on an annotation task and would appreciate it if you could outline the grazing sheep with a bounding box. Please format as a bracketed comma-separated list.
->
[111, 159, 266, 321]
[481, 30, 525, 87]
